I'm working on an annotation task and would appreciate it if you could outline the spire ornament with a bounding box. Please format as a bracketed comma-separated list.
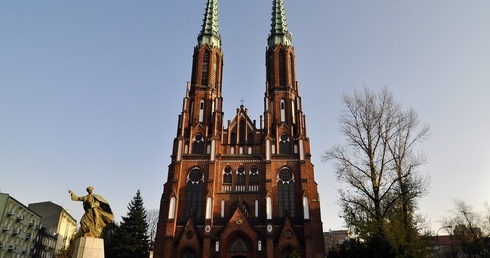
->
[268, 0, 292, 48]
[198, 0, 221, 48]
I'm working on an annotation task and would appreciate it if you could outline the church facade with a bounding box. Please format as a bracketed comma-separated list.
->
[154, 0, 326, 257]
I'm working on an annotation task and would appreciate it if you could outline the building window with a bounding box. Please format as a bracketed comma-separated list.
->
[247, 133, 254, 144]
[279, 133, 290, 154]
[201, 51, 210, 85]
[198, 100, 204, 122]
[230, 238, 249, 252]
[280, 99, 286, 122]
[192, 134, 205, 154]
[278, 168, 295, 217]
[236, 166, 246, 191]
[279, 50, 287, 86]
[223, 166, 232, 184]
[239, 120, 246, 144]
[230, 133, 237, 145]
[185, 169, 204, 218]
[222, 166, 232, 192]
[249, 166, 259, 191]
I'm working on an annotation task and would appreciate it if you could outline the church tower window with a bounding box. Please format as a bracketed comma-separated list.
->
[192, 134, 205, 154]
[198, 100, 204, 122]
[278, 168, 295, 217]
[201, 51, 210, 85]
[278, 50, 287, 86]
[279, 133, 290, 154]
[185, 169, 204, 218]
[280, 99, 286, 122]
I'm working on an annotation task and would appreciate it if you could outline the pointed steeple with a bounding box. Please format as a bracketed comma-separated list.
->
[198, 0, 221, 48]
[268, 0, 292, 48]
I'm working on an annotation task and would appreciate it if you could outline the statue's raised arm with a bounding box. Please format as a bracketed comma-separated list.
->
[68, 186, 114, 238]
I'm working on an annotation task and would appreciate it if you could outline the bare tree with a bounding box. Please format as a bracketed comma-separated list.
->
[323, 87, 430, 256]
[146, 209, 159, 247]
[441, 200, 490, 258]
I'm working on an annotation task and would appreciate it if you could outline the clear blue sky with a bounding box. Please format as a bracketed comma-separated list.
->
[1, 1, 489, 233]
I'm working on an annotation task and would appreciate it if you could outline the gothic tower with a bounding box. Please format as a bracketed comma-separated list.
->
[154, 0, 325, 257]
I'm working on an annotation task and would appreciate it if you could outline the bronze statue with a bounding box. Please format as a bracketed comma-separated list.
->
[68, 186, 114, 238]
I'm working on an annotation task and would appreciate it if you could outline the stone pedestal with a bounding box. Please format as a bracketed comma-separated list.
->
[72, 237, 105, 258]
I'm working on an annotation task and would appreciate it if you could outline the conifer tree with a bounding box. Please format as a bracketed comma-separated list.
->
[118, 190, 150, 258]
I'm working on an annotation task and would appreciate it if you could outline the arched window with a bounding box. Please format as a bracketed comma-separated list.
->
[236, 166, 246, 191]
[280, 99, 286, 122]
[230, 238, 249, 252]
[223, 166, 232, 184]
[267, 53, 274, 86]
[185, 169, 204, 217]
[278, 50, 287, 86]
[201, 51, 210, 85]
[212, 53, 219, 86]
[279, 134, 290, 154]
[247, 132, 254, 144]
[249, 166, 259, 191]
[192, 134, 204, 154]
[198, 100, 204, 122]
[230, 132, 237, 145]
[239, 120, 246, 144]
[277, 168, 295, 217]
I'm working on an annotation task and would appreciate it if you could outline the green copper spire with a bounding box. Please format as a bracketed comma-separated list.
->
[198, 0, 221, 48]
[268, 0, 292, 48]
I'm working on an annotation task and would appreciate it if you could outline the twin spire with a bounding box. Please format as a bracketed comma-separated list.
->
[198, 0, 292, 48]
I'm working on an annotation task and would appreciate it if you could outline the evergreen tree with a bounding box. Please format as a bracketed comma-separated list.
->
[118, 190, 150, 258]
[102, 222, 122, 257]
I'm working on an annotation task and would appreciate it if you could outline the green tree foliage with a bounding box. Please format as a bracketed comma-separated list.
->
[119, 190, 150, 258]
[102, 222, 122, 257]
[323, 87, 431, 257]
[103, 190, 150, 258]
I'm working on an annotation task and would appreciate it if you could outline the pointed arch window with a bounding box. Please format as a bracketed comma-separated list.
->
[249, 166, 259, 191]
[230, 238, 249, 252]
[247, 132, 254, 145]
[192, 134, 205, 154]
[223, 166, 232, 184]
[280, 99, 286, 122]
[278, 50, 287, 86]
[198, 100, 204, 122]
[267, 53, 274, 86]
[201, 51, 210, 85]
[277, 168, 295, 217]
[185, 168, 204, 218]
[279, 133, 291, 154]
[236, 166, 246, 191]
[239, 120, 246, 144]
[212, 53, 218, 86]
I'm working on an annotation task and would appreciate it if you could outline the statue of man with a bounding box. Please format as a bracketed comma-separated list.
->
[68, 186, 114, 238]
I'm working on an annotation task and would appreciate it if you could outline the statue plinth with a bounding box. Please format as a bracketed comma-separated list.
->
[72, 237, 105, 258]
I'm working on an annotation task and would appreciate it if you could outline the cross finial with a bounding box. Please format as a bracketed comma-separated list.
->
[240, 98, 245, 106]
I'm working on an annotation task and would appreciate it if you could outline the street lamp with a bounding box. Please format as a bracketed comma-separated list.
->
[437, 225, 453, 257]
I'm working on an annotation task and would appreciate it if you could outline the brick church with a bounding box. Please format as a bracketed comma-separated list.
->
[154, 0, 326, 257]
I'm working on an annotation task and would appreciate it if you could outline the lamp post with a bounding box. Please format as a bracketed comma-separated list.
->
[437, 225, 453, 257]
